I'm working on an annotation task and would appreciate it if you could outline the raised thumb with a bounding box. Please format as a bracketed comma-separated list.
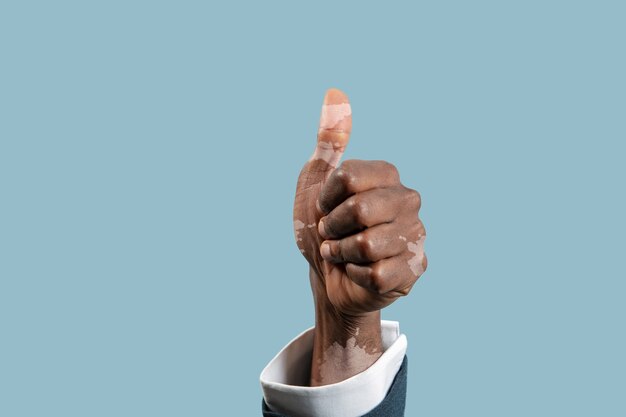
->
[309, 88, 352, 169]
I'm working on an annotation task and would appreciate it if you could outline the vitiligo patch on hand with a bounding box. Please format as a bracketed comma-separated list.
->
[317, 334, 382, 385]
[407, 235, 426, 276]
[309, 101, 352, 168]
[294, 219, 306, 253]
[319, 103, 352, 131]
[309, 141, 344, 168]
[294, 219, 305, 240]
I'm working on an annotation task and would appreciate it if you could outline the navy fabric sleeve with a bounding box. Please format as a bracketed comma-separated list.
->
[262, 355, 408, 417]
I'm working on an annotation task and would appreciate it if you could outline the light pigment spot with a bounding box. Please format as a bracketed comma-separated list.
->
[319, 103, 351, 130]
[310, 141, 344, 168]
[294, 219, 305, 242]
[399, 235, 407, 241]
[318, 336, 382, 385]
[407, 235, 426, 276]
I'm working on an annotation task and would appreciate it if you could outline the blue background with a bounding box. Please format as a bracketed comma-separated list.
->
[1, 1, 624, 416]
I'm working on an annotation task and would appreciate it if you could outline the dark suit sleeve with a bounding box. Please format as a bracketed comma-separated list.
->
[262, 355, 408, 417]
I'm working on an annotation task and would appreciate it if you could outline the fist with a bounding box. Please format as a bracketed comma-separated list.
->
[293, 89, 427, 316]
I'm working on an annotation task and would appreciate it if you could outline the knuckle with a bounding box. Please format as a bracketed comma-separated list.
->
[333, 167, 348, 184]
[405, 188, 422, 211]
[419, 222, 427, 239]
[337, 161, 358, 190]
[382, 160, 399, 173]
[380, 161, 400, 180]
[409, 221, 424, 239]
[369, 264, 387, 294]
[355, 232, 375, 260]
[351, 196, 370, 226]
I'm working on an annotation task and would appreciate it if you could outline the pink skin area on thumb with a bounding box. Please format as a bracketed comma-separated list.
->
[318, 88, 352, 137]
[310, 89, 352, 168]
[309, 141, 344, 168]
[319, 103, 352, 131]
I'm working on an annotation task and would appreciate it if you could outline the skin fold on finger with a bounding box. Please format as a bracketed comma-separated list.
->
[317, 160, 401, 215]
[318, 187, 405, 240]
[344, 249, 425, 295]
[320, 222, 407, 264]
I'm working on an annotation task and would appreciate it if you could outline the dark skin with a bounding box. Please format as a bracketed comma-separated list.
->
[293, 89, 427, 386]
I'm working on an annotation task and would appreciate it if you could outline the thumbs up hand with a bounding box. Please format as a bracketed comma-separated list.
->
[294, 89, 427, 316]
[293, 89, 427, 386]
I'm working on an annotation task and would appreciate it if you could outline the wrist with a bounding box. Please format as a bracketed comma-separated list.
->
[309, 268, 383, 386]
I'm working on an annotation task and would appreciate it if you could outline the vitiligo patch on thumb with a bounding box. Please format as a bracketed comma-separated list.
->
[319, 103, 352, 131]
[310, 102, 352, 167]
[310, 141, 344, 168]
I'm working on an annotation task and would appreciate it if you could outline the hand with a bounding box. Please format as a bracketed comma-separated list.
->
[293, 89, 427, 386]
[293, 89, 427, 317]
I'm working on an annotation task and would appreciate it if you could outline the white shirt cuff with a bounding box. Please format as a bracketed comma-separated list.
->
[260, 320, 407, 417]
